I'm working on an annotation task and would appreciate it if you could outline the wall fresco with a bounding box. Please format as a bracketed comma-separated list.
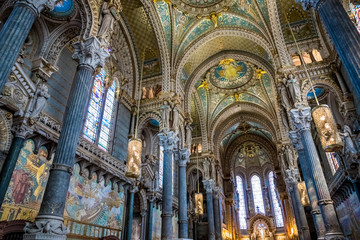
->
[0, 139, 52, 222]
[151, 207, 178, 239]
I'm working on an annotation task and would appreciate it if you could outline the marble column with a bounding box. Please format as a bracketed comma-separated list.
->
[0, 123, 32, 205]
[0, 0, 57, 90]
[23, 37, 109, 240]
[290, 131, 326, 240]
[213, 187, 222, 240]
[158, 131, 178, 240]
[203, 179, 215, 240]
[140, 210, 147, 240]
[285, 168, 311, 240]
[298, 0, 360, 113]
[146, 196, 155, 240]
[125, 186, 138, 240]
[290, 107, 344, 239]
[178, 148, 190, 238]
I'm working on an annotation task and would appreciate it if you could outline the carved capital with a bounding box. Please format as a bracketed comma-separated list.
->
[203, 179, 214, 193]
[289, 131, 304, 150]
[285, 167, 300, 185]
[12, 123, 33, 139]
[24, 218, 69, 236]
[290, 107, 312, 132]
[72, 37, 110, 71]
[179, 148, 190, 167]
[158, 131, 179, 152]
[16, 0, 58, 16]
[130, 185, 139, 193]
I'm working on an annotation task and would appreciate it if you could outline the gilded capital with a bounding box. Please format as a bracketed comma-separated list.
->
[72, 37, 110, 71]
[290, 107, 312, 132]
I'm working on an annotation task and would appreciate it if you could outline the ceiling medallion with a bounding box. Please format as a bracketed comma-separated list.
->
[209, 59, 254, 89]
[171, 0, 236, 15]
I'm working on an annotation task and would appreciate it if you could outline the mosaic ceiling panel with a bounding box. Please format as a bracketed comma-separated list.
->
[183, 36, 270, 75]
[121, 0, 161, 76]
[277, 0, 318, 43]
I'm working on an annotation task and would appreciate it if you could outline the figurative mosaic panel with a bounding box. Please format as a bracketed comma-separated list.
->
[350, 3, 360, 33]
[65, 164, 125, 230]
[0, 140, 52, 222]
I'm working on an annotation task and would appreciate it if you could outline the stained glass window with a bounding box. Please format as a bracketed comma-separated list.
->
[251, 175, 265, 214]
[83, 69, 116, 151]
[236, 176, 247, 229]
[159, 145, 164, 189]
[269, 171, 284, 227]
[350, 3, 360, 33]
[326, 152, 339, 175]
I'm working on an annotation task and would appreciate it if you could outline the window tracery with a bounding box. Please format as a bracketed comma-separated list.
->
[83, 69, 116, 151]
[251, 175, 265, 214]
[268, 171, 284, 227]
[236, 175, 247, 229]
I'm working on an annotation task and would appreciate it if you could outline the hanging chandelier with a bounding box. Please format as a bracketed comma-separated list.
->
[288, 20, 343, 152]
[194, 155, 204, 215]
[125, 60, 144, 178]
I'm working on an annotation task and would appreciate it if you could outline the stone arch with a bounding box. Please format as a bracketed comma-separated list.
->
[138, 111, 162, 133]
[0, 109, 12, 152]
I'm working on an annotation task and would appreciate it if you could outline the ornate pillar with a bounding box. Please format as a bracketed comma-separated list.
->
[0, 122, 32, 204]
[213, 187, 222, 240]
[0, 0, 57, 90]
[158, 130, 178, 240]
[125, 186, 138, 240]
[178, 148, 190, 238]
[290, 131, 326, 239]
[298, 0, 360, 113]
[203, 179, 215, 240]
[23, 37, 109, 240]
[285, 168, 311, 240]
[146, 196, 155, 240]
[290, 107, 344, 239]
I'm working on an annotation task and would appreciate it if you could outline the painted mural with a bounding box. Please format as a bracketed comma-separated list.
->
[48, 0, 74, 18]
[64, 164, 125, 230]
[0, 139, 52, 222]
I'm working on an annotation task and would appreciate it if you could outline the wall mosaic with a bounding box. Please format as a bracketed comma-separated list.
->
[0, 140, 52, 222]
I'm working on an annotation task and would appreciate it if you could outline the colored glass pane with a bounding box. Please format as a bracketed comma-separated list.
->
[269, 171, 284, 227]
[236, 176, 247, 229]
[84, 70, 105, 142]
[98, 83, 116, 150]
[251, 175, 265, 214]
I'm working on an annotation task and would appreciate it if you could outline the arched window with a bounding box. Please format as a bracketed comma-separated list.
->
[236, 176, 247, 229]
[268, 171, 284, 227]
[83, 69, 116, 151]
[251, 175, 265, 214]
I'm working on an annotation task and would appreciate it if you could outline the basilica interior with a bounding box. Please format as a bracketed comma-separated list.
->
[0, 0, 359, 240]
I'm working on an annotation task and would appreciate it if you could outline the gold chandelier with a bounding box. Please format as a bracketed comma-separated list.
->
[125, 59, 144, 178]
[194, 155, 204, 215]
[288, 20, 343, 152]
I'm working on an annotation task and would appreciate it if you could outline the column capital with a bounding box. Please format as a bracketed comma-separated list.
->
[203, 179, 214, 193]
[16, 0, 58, 16]
[289, 131, 304, 151]
[295, 0, 325, 10]
[158, 130, 179, 152]
[179, 148, 190, 167]
[129, 185, 139, 193]
[72, 37, 110, 71]
[290, 107, 312, 132]
[12, 122, 33, 139]
[285, 167, 300, 186]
